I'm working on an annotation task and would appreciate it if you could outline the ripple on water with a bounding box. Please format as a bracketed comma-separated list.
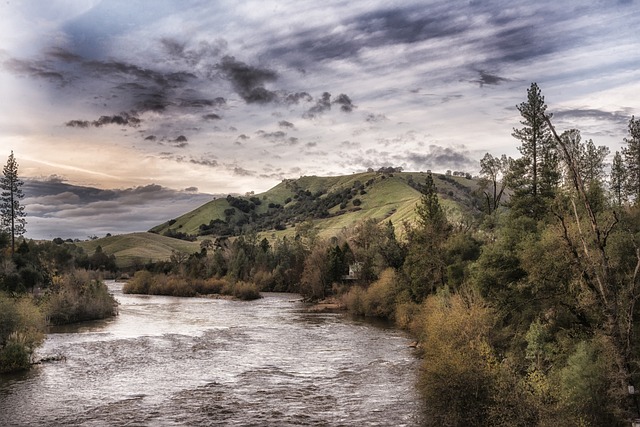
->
[0, 286, 424, 426]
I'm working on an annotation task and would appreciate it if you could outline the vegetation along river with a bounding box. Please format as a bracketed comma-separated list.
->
[0, 281, 424, 426]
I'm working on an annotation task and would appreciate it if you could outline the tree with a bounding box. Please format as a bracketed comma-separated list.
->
[511, 83, 559, 218]
[610, 151, 626, 207]
[1, 151, 26, 254]
[478, 153, 509, 213]
[622, 116, 640, 203]
[545, 113, 640, 420]
[403, 173, 450, 301]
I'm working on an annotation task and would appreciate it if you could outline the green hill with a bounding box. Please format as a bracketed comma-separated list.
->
[80, 171, 482, 267]
[150, 170, 482, 240]
[77, 232, 200, 268]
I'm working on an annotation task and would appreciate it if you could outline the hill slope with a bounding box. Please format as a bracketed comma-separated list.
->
[150, 171, 482, 240]
[77, 232, 200, 268]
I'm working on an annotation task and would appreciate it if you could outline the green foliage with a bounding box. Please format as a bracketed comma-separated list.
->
[0, 151, 27, 254]
[557, 338, 622, 426]
[0, 292, 45, 373]
[622, 116, 640, 203]
[509, 83, 559, 219]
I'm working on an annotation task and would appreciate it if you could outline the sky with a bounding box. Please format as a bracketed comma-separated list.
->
[1, 0, 639, 239]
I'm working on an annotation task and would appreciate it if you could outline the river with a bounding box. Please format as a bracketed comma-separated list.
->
[0, 281, 424, 426]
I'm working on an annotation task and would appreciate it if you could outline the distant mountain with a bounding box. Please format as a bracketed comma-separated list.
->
[150, 171, 483, 241]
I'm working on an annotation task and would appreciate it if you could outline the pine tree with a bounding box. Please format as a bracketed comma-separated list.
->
[511, 83, 559, 218]
[610, 151, 626, 206]
[1, 151, 27, 254]
[622, 116, 640, 203]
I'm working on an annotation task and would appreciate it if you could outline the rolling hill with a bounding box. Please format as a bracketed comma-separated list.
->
[77, 232, 200, 268]
[151, 170, 482, 240]
[81, 171, 483, 267]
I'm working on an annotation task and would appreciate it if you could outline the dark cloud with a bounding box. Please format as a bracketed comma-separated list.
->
[145, 135, 157, 141]
[237, 134, 250, 141]
[304, 92, 332, 118]
[474, 70, 509, 87]
[184, 186, 198, 192]
[3, 58, 67, 85]
[284, 92, 313, 104]
[188, 157, 218, 167]
[203, 113, 222, 121]
[279, 120, 295, 129]
[218, 55, 278, 104]
[66, 111, 141, 128]
[333, 94, 355, 112]
[175, 135, 188, 142]
[66, 120, 91, 128]
[259, 130, 287, 140]
[160, 37, 228, 66]
[553, 108, 631, 127]
[178, 97, 225, 108]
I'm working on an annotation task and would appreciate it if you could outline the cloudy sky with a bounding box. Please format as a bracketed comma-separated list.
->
[1, 0, 639, 239]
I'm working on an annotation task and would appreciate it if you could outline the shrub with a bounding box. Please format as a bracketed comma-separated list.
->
[230, 281, 261, 300]
[341, 285, 366, 316]
[0, 293, 45, 373]
[341, 269, 399, 319]
[46, 271, 117, 324]
[362, 268, 398, 318]
[417, 291, 498, 426]
[0, 339, 31, 373]
[123, 270, 154, 294]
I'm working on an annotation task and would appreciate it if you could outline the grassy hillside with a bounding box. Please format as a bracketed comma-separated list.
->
[77, 232, 200, 268]
[151, 171, 482, 240]
[77, 171, 482, 267]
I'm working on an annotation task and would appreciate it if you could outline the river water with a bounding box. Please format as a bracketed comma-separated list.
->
[0, 281, 424, 426]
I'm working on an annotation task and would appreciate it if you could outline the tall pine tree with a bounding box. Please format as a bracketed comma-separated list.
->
[510, 83, 559, 218]
[0, 151, 26, 254]
[610, 151, 626, 206]
[622, 115, 640, 204]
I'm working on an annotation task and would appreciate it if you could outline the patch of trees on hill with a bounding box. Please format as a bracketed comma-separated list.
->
[193, 179, 374, 238]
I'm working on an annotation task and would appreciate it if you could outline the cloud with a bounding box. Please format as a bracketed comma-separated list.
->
[304, 92, 332, 118]
[553, 108, 631, 127]
[217, 55, 278, 104]
[278, 120, 295, 129]
[203, 113, 222, 121]
[474, 70, 510, 87]
[22, 179, 216, 239]
[333, 94, 355, 112]
[366, 113, 388, 123]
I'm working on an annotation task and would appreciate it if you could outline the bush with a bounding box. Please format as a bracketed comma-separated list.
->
[229, 281, 261, 301]
[341, 269, 399, 319]
[342, 285, 366, 316]
[123, 270, 154, 294]
[363, 269, 398, 318]
[46, 271, 117, 325]
[417, 291, 498, 426]
[0, 293, 45, 373]
[0, 339, 31, 373]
